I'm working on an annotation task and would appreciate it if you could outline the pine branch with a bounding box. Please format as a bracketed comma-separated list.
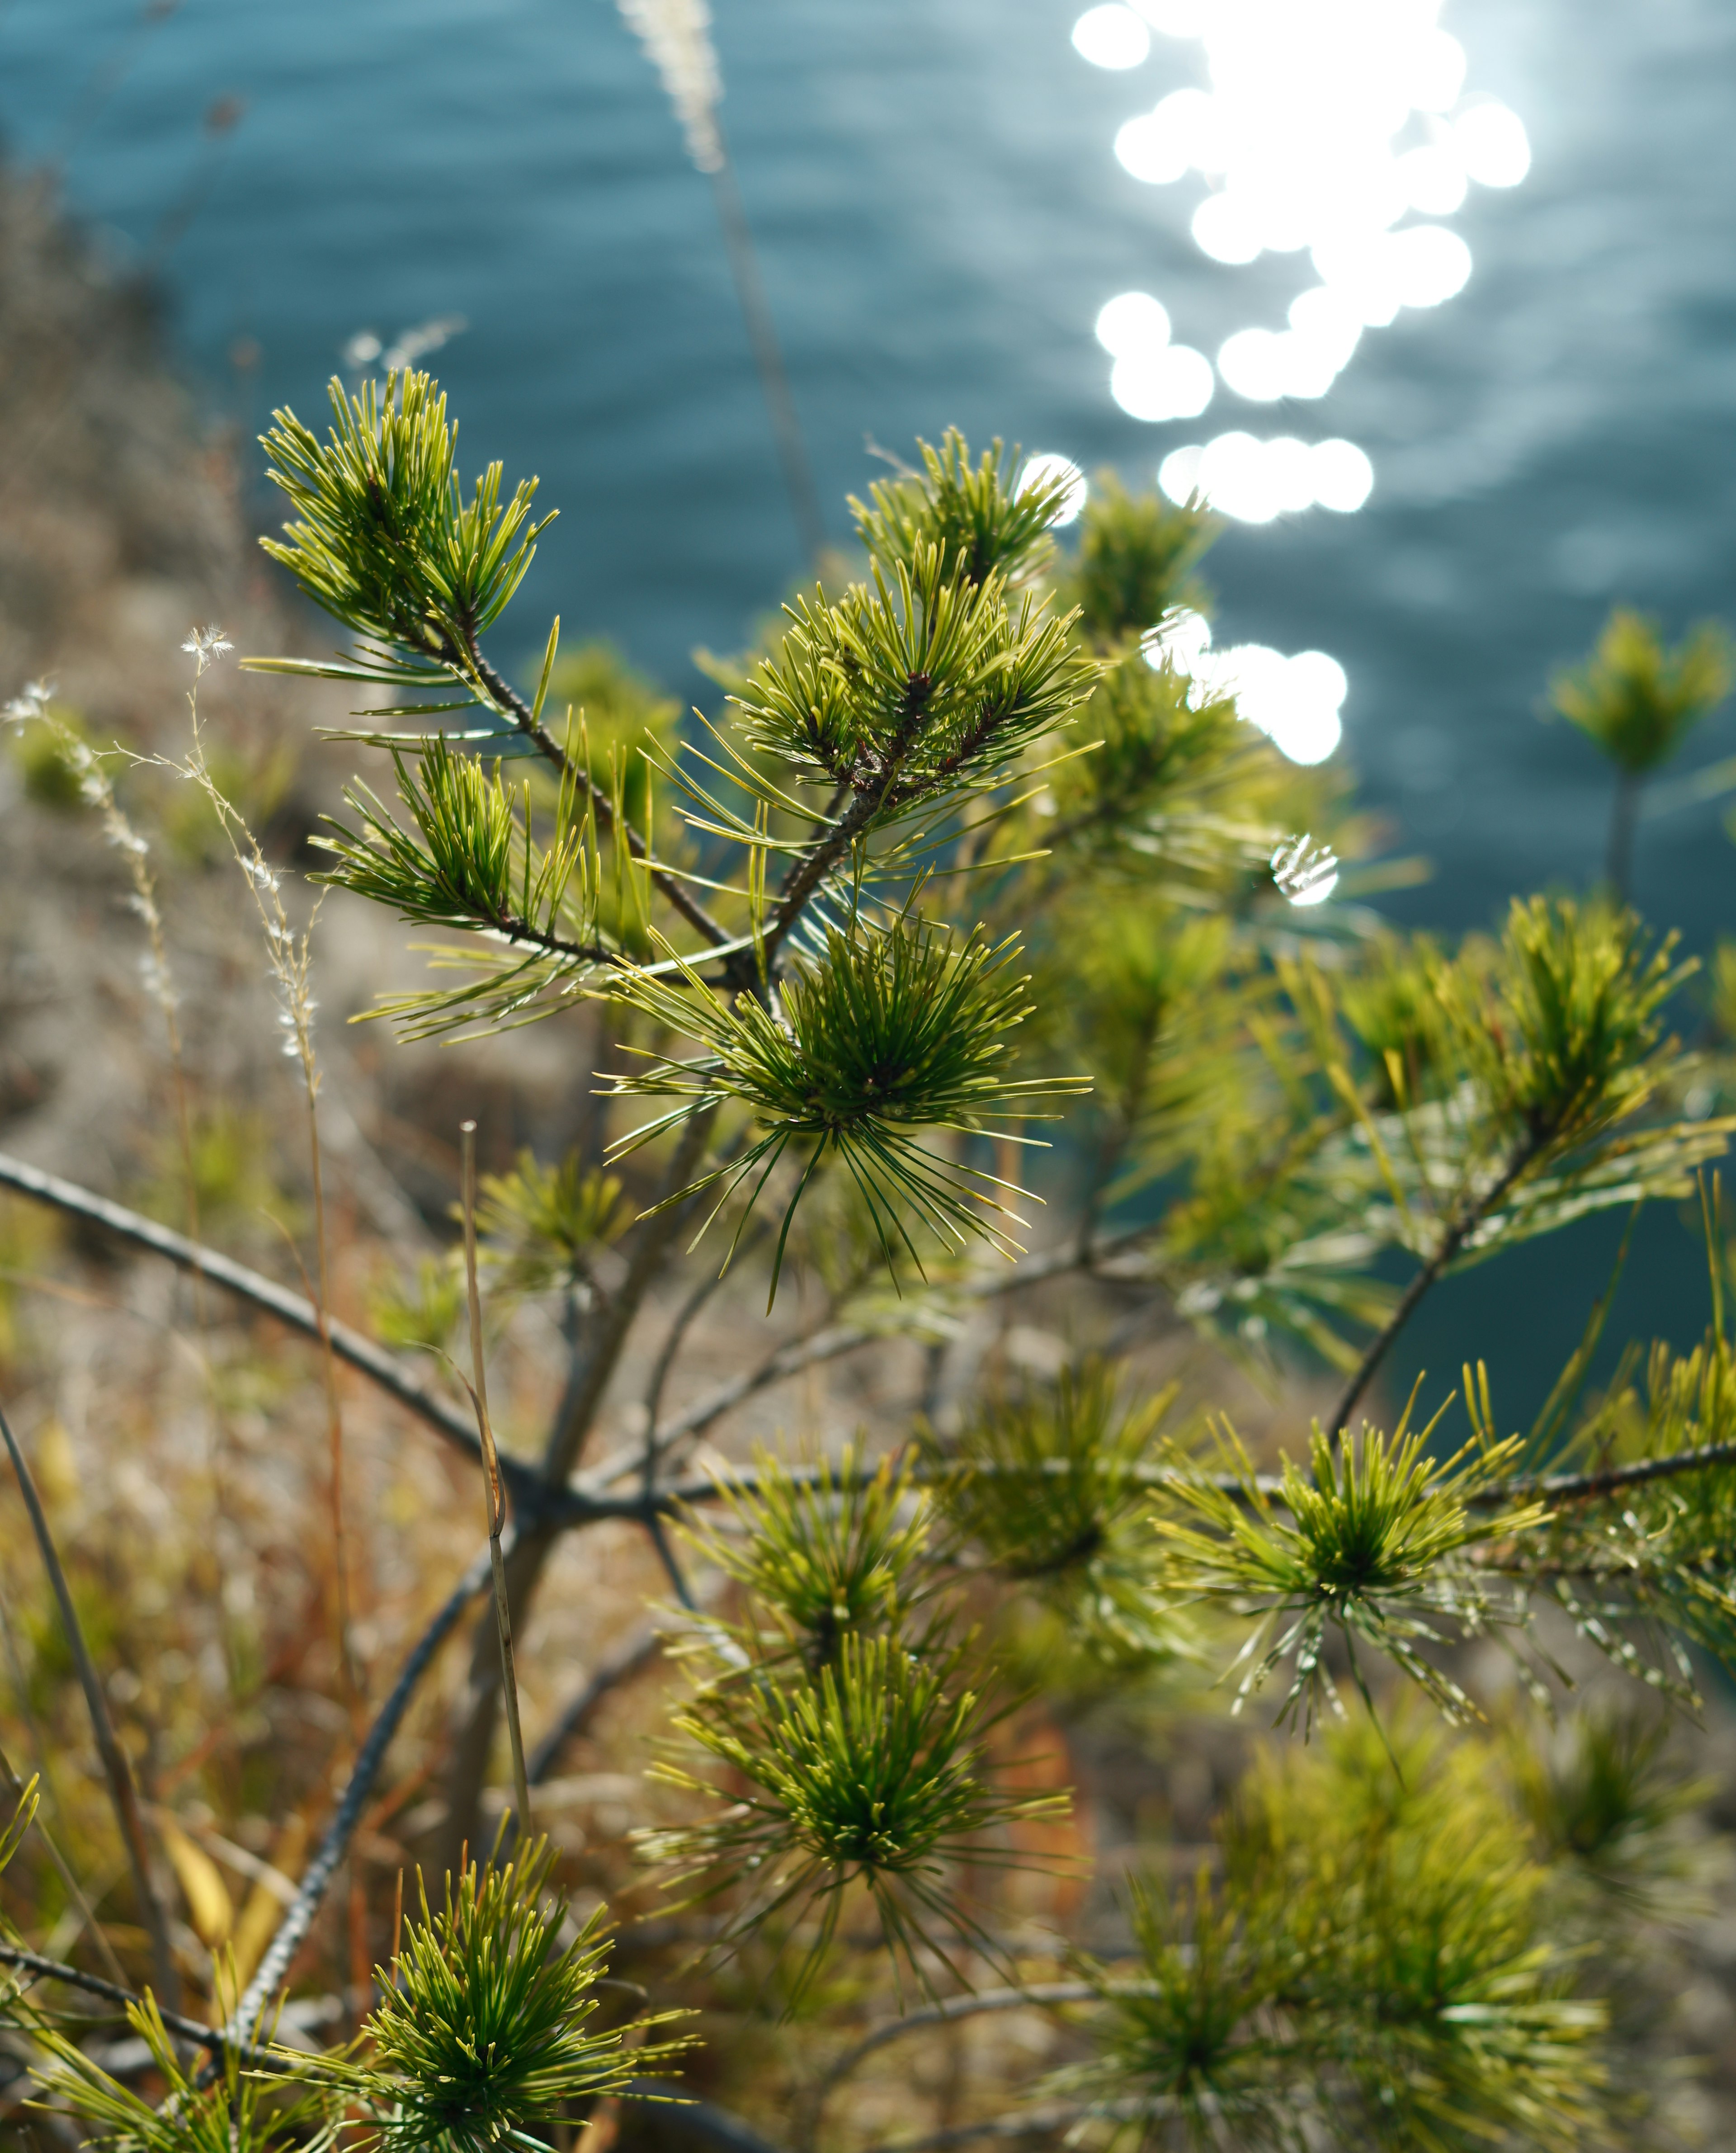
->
[0, 1943, 287, 2068]
[464, 645, 735, 954]
[1474, 1437, 1736, 1508]
[1329, 1135, 1541, 1437]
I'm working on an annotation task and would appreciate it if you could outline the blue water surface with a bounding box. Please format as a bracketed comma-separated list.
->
[4, 0, 1736, 1420]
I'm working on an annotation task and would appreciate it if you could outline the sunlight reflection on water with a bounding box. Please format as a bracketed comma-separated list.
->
[1077, 0, 1529, 760]
[1080, 0, 1529, 503]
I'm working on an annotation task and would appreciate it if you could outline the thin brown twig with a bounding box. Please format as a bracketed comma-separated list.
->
[460, 1122, 533, 1839]
[0, 1402, 180, 2009]
[226, 1545, 493, 2041]
[0, 1739, 127, 1988]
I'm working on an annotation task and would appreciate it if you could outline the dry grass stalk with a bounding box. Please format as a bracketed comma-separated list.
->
[0, 1401, 180, 2008]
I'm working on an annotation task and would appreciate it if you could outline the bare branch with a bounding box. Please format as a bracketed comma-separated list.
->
[527, 1622, 665, 1785]
[0, 1150, 545, 1514]
[1329, 1136, 1542, 1439]
[0, 1943, 289, 2071]
[225, 1544, 493, 2041]
[801, 1984, 1118, 2152]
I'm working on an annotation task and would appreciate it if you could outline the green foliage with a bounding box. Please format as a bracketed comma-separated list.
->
[1511, 1707, 1708, 1907]
[1339, 932, 1453, 1110]
[1505, 1323, 1736, 1692]
[925, 1360, 1187, 1664]
[849, 431, 1071, 588]
[37, 1991, 324, 2153]
[475, 1148, 625, 1295]
[545, 639, 681, 828]
[642, 1629, 1066, 2000]
[1454, 895, 1685, 1148]
[259, 370, 552, 674]
[369, 1251, 466, 1354]
[1054, 472, 1217, 648]
[339, 1839, 684, 2153]
[606, 914, 1085, 1295]
[316, 737, 594, 942]
[732, 545, 1095, 814]
[203, 364, 1736, 2152]
[1550, 608, 1731, 777]
[1160, 1412, 1546, 1725]
[1056, 1720, 1604, 2153]
[9, 701, 97, 811]
[1038, 654, 1262, 880]
[678, 1447, 930, 1669]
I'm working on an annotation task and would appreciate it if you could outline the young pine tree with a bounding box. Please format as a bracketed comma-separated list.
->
[5, 378, 1736, 2152]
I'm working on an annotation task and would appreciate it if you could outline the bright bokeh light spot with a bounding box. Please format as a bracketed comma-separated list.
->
[1115, 110, 1189, 184]
[1387, 222, 1472, 307]
[1217, 327, 1287, 402]
[1311, 230, 1401, 325]
[1157, 433, 1373, 519]
[1217, 322, 1342, 401]
[1396, 142, 1467, 216]
[1159, 444, 1205, 503]
[1095, 6, 1525, 288]
[1137, 604, 1345, 770]
[1406, 28, 1467, 112]
[1129, 0, 1211, 33]
[1095, 289, 1171, 356]
[1016, 453, 1088, 526]
[1194, 431, 1313, 522]
[1455, 99, 1531, 186]
[1142, 606, 1213, 670]
[1288, 283, 1363, 370]
[1272, 832, 1341, 903]
[1072, 4, 1151, 69]
[1111, 343, 1215, 422]
[1309, 437, 1375, 511]
[1192, 191, 1264, 264]
[1201, 642, 1346, 765]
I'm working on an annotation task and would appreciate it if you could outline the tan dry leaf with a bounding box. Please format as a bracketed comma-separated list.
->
[156, 1813, 233, 1948]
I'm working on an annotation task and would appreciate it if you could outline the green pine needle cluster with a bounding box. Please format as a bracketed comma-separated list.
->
[925, 1360, 1188, 1665]
[259, 371, 550, 673]
[339, 1839, 687, 2153]
[676, 1447, 932, 1671]
[849, 431, 1073, 589]
[1056, 1721, 1604, 2153]
[1550, 608, 1731, 779]
[642, 1629, 1064, 2003]
[474, 1147, 626, 1296]
[606, 914, 1086, 1294]
[1160, 1411, 1545, 1727]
